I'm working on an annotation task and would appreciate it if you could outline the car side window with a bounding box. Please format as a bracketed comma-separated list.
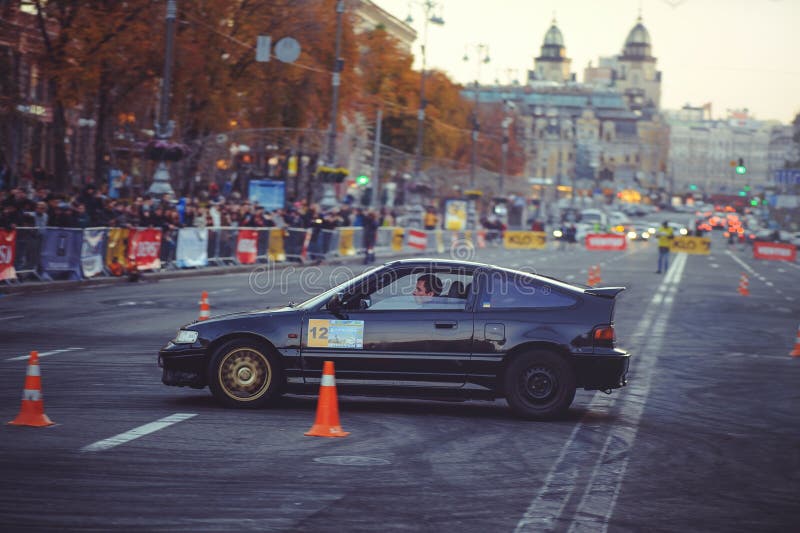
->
[363, 271, 472, 311]
[484, 274, 576, 309]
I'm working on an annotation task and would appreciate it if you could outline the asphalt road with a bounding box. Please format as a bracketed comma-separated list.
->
[1, 231, 799, 532]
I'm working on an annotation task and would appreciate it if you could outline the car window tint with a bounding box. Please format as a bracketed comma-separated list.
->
[485, 275, 576, 309]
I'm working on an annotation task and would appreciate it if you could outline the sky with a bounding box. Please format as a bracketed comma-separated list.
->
[371, 0, 800, 124]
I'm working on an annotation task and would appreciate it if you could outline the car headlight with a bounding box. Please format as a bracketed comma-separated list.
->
[679, 228, 688, 235]
[173, 330, 199, 344]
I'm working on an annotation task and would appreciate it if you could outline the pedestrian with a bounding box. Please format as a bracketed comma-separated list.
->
[362, 210, 378, 264]
[655, 220, 674, 274]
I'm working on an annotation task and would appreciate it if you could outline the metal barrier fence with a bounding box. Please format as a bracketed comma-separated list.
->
[2, 225, 556, 285]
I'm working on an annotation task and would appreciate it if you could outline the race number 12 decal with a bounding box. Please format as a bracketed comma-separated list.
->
[308, 319, 364, 349]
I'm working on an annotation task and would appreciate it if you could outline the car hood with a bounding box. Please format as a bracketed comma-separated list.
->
[183, 305, 298, 328]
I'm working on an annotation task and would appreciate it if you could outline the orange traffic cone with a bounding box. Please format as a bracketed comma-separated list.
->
[586, 266, 595, 286]
[594, 265, 602, 285]
[305, 361, 349, 438]
[790, 324, 800, 357]
[8, 351, 54, 427]
[199, 291, 210, 320]
[737, 273, 749, 296]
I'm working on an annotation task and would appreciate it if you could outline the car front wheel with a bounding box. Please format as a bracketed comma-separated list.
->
[504, 350, 576, 420]
[208, 339, 282, 408]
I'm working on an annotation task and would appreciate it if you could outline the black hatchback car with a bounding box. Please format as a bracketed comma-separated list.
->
[159, 259, 629, 419]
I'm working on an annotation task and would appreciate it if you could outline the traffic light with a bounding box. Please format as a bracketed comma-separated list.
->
[689, 184, 697, 191]
[356, 175, 370, 186]
[735, 158, 746, 175]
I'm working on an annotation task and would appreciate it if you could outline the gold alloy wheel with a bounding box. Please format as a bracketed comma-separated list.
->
[217, 347, 272, 401]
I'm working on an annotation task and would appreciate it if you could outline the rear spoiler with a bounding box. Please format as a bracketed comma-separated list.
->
[584, 287, 626, 299]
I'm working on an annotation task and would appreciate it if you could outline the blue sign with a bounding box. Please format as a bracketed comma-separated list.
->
[774, 169, 800, 185]
[248, 180, 285, 212]
[40, 228, 83, 280]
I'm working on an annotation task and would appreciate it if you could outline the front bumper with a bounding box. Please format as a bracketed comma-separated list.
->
[158, 342, 207, 388]
[572, 349, 630, 391]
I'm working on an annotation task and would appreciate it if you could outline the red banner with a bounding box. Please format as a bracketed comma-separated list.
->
[128, 228, 162, 270]
[0, 229, 17, 281]
[236, 229, 258, 264]
[753, 241, 797, 262]
[585, 233, 627, 251]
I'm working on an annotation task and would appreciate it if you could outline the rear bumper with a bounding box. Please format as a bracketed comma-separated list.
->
[158, 342, 207, 388]
[572, 350, 630, 390]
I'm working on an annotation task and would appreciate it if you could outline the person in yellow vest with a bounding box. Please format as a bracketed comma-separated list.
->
[423, 208, 438, 230]
[655, 220, 674, 274]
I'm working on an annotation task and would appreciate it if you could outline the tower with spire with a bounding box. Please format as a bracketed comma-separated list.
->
[529, 18, 575, 84]
[615, 15, 662, 111]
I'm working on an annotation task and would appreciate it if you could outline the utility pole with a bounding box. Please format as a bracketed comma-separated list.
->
[326, 0, 345, 166]
[148, 0, 177, 196]
[411, 1, 444, 181]
[463, 43, 489, 189]
[371, 108, 382, 209]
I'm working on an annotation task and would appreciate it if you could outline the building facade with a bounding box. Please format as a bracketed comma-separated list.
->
[470, 17, 669, 207]
[0, 3, 56, 187]
[665, 107, 778, 194]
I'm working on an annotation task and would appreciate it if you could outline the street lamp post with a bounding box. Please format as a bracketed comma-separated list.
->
[410, 1, 445, 182]
[148, 0, 177, 197]
[499, 100, 514, 196]
[463, 43, 490, 189]
[326, 0, 345, 166]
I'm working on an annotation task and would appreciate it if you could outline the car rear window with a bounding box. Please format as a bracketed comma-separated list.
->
[484, 275, 577, 309]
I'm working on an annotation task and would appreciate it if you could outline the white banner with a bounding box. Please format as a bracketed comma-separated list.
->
[81, 228, 106, 278]
[176, 228, 209, 268]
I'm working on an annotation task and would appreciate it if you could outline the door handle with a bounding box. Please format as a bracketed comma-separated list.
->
[435, 321, 457, 329]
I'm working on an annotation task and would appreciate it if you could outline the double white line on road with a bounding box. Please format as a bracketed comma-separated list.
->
[515, 253, 688, 533]
[81, 413, 197, 452]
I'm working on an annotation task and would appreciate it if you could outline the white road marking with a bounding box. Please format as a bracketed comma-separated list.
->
[516, 253, 687, 532]
[726, 250, 755, 275]
[710, 263, 719, 268]
[0, 314, 24, 322]
[81, 413, 197, 452]
[6, 347, 84, 362]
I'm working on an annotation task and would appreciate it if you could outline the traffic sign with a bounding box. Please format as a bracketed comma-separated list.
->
[774, 169, 800, 185]
[256, 35, 271, 62]
[274, 37, 301, 63]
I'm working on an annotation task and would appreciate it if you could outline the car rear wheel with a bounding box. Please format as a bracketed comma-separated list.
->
[208, 339, 282, 408]
[504, 351, 576, 420]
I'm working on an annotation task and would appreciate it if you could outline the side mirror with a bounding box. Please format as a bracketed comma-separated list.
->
[358, 297, 371, 310]
[327, 292, 344, 311]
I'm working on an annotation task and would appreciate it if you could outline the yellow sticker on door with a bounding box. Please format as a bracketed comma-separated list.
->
[308, 319, 365, 349]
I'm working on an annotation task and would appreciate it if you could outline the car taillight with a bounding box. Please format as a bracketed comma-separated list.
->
[593, 325, 615, 348]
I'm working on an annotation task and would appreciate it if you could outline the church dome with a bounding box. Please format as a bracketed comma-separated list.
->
[543, 23, 564, 47]
[622, 17, 652, 59]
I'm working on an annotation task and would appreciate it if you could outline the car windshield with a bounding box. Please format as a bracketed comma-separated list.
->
[294, 266, 381, 310]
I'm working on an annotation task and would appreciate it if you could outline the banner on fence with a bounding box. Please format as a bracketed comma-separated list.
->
[81, 229, 106, 278]
[0, 229, 17, 281]
[585, 233, 627, 251]
[338, 228, 356, 256]
[407, 229, 427, 250]
[444, 200, 468, 231]
[40, 228, 83, 280]
[129, 228, 162, 270]
[106, 228, 130, 270]
[236, 229, 258, 264]
[268, 228, 286, 262]
[753, 241, 797, 262]
[176, 228, 209, 268]
[392, 228, 404, 252]
[503, 231, 547, 250]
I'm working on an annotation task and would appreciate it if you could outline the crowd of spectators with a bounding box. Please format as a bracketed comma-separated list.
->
[0, 182, 402, 233]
